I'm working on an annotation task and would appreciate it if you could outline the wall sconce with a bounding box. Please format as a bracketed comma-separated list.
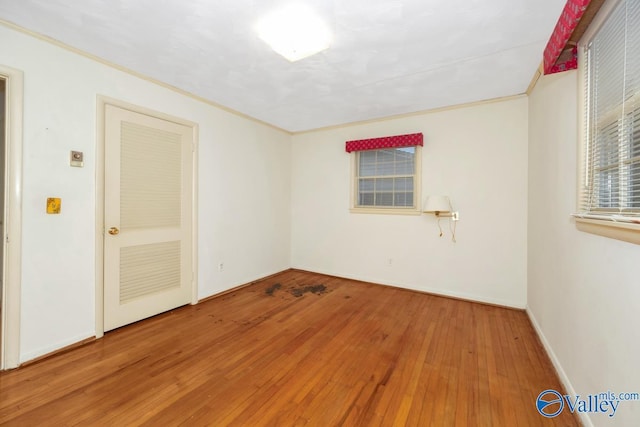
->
[423, 195, 459, 242]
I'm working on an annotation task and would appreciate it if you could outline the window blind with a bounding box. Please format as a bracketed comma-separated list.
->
[580, 0, 640, 218]
[356, 147, 416, 208]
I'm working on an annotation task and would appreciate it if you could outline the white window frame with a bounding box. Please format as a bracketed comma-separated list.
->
[576, 0, 640, 244]
[350, 146, 422, 215]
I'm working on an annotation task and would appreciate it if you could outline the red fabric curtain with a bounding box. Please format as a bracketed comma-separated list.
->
[543, 0, 591, 75]
[345, 133, 423, 153]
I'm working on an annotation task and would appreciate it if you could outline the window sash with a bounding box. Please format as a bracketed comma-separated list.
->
[581, 0, 640, 217]
[354, 147, 418, 209]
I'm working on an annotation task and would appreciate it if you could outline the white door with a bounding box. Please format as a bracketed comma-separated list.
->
[104, 104, 193, 331]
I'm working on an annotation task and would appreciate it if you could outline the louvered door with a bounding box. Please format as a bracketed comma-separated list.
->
[104, 104, 193, 331]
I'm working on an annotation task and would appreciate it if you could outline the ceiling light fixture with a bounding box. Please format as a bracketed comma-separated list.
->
[256, 4, 332, 62]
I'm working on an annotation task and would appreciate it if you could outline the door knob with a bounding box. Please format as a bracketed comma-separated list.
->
[108, 227, 120, 235]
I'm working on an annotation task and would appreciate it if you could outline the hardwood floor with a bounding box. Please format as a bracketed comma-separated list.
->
[0, 270, 578, 426]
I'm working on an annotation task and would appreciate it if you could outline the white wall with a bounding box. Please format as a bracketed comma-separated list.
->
[0, 25, 291, 362]
[528, 70, 640, 426]
[291, 97, 529, 308]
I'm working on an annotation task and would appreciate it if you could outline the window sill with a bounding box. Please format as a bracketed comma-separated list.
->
[575, 218, 640, 245]
[350, 207, 422, 216]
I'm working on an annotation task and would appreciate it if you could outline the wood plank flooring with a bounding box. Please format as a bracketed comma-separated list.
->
[0, 270, 578, 426]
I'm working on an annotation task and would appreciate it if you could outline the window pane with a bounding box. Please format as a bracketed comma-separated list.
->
[597, 169, 619, 208]
[631, 125, 640, 159]
[377, 150, 394, 162]
[394, 192, 414, 207]
[359, 178, 374, 192]
[396, 148, 415, 174]
[376, 178, 393, 191]
[593, 3, 626, 117]
[594, 119, 620, 208]
[359, 192, 374, 206]
[630, 108, 640, 207]
[394, 177, 413, 191]
[376, 161, 395, 176]
[626, 0, 640, 98]
[355, 146, 418, 209]
[359, 151, 376, 162]
[630, 163, 640, 208]
[359, 151, 376, 177]
[394, 193, 407, 206]
[395, 160, 414, 175]
[396, 147, 415, 156]
[376, 192, 393, 206]
[394, 192, 413, 207]
[597, 120, 620, 165]
[359, 163, 376, 177]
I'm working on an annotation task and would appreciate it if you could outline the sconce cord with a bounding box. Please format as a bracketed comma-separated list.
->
[449, 217, 457, 243]
[437, 216, 443, 237]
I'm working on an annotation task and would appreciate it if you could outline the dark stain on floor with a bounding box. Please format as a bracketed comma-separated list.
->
[264, 282, 329, 298]
[289, 284, 327, 297]
[265, 283, 282, 296]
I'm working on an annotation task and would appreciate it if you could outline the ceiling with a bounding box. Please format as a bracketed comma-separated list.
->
[0, 0, 566, 132]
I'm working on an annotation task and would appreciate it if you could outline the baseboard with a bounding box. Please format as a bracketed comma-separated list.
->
[526, 307, 592, 427]
[12, 269, 293, 369]
[290, 267, 525, 310]
[197, 268, 293, 303]
[19, 335, 97, 369]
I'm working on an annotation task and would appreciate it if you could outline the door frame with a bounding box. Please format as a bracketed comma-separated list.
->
[0, 65, 24, 370]
[95, 96, 198, 338]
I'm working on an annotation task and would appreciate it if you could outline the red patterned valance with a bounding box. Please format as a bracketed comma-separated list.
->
[345, 133, 423, 153]
[548, 46, 578, 74]
[543, 0, 591, 75]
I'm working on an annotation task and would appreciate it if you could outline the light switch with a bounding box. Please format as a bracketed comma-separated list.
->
[70, 151, 84, 167]
[46, 198, 61, 214]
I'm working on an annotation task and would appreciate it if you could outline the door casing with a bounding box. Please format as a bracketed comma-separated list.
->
[0, 65, 23, 370]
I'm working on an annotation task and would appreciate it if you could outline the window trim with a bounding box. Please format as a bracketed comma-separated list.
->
[575, 0, 640, 243]
[349, 146, 422, 215]
[575, 218, 640, 244]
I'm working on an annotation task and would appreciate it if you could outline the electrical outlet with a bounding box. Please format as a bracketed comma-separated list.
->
[218, 262, 224, 271]
[387, 258, 393, 267]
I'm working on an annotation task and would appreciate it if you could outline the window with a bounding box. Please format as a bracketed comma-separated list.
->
[356, 147, 417, 208]
[579, 0, 640, 226]
[347, 133, 422, 214]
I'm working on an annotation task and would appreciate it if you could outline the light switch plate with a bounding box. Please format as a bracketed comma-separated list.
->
[70, 151, 84, 167]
